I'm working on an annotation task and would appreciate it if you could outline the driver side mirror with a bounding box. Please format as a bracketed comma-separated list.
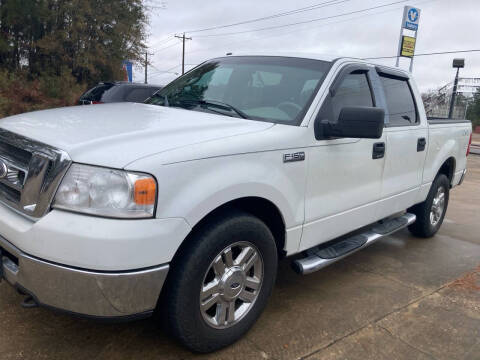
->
[315, 106, 385, 139]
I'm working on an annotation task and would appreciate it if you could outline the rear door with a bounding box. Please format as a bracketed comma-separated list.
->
[376, 68, 428, 216]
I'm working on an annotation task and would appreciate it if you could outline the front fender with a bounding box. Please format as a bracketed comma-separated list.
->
[129, 151, 306, 232]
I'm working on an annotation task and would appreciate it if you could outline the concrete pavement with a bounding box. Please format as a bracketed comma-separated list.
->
[1, 157, 479, 360]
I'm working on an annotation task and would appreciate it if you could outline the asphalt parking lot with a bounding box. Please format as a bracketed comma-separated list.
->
[1, 157, 479, 360]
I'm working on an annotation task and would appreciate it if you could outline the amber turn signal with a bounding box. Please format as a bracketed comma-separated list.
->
[134, 178, 157, 205]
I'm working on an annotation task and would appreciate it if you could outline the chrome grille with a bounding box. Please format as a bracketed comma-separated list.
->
[0, 129, 71, 219]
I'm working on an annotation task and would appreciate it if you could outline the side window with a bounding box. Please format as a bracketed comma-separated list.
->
[379, 75, 417, 126]
[319, 72, 374, 123]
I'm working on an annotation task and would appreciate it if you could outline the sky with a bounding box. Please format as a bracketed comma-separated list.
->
[137, 0, 480, 93]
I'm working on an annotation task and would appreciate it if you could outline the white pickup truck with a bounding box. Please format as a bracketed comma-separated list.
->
[0, 54, 473, 352]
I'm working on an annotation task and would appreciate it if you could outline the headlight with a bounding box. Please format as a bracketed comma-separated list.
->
[53, 164, 157, 219]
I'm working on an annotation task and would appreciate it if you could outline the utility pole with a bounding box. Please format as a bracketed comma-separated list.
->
[144, 52, 148, 84]
[175, 33, 192, 75]
[448, 59, 465, 119]
[144, 51, 154, 84]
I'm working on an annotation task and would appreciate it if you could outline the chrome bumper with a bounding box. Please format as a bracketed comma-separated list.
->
[0, 235, 169, 319]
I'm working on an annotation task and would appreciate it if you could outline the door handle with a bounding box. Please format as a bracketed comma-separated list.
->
[372, 142, 385, 159]
[417, 137, 426, 152]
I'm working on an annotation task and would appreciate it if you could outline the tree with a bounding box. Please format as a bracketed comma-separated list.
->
[466, 88, 480, 127]
[0, 0, 147, 85]
[0, 0, 149, 117]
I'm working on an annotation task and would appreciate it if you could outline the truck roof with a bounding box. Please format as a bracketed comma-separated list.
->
[216, 52, 410, 76]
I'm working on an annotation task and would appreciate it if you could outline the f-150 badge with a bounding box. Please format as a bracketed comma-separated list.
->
[283, 152, 305, 163]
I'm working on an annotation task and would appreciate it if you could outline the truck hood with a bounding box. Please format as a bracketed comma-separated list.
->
[0, 103, 273, 168]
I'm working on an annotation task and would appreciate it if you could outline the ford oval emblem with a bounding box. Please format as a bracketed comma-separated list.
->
[0, 160, 7, 179]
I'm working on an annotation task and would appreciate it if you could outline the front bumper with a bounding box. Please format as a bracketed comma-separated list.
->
[0, 235, 169, 318]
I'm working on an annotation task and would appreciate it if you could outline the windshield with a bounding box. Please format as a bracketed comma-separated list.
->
[146, 56, 332, 125]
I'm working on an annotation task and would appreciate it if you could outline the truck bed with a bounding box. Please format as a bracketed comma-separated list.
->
[427, 118, 471, 125]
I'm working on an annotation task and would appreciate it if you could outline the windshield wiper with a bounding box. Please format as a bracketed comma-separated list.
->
[163, 97, 251, 119]
[197, 99, 250, 119]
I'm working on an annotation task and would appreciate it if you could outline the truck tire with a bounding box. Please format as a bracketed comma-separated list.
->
[164, 210, 278, 353]
[408, 174, 450, 238]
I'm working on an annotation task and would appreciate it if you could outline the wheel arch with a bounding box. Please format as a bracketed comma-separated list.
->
[175, 197, 287, 263]
[437, 156, 456, 186]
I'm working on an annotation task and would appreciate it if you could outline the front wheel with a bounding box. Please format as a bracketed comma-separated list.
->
[408, 174, 450, 238]
[164, 210, 278, 353]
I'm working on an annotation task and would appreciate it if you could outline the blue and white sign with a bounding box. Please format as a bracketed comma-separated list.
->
[122, 60, 133, 82]
[402, 6, 421, 31]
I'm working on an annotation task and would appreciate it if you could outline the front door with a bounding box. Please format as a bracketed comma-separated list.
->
[300, 65, 387, 251]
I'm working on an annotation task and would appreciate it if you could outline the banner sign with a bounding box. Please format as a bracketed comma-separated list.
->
[122, 60, 133, 82]
[401, 36, 416, 58]
[402, 6, 421, 31]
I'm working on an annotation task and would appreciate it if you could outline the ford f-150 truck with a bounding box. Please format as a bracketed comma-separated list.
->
[0, 54, 473, 352]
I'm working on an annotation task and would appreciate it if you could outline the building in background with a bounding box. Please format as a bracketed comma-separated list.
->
[423, 77, 480, 119]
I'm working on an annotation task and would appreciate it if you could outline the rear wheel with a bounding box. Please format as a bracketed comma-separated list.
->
[408, 174, 450, 238]
[164, 210, 278, 353]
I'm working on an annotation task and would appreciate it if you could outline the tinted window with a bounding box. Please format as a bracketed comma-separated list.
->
[80, 84, 160, 103]
[380, 75, 417, 126]
[319, 73, 373, 123]
[80, 84, 114, 102]
[124, 87, 159, 102]
[146, 56, 332, 125]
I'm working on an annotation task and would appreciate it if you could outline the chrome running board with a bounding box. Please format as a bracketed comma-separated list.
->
[293, 213, 416, 275]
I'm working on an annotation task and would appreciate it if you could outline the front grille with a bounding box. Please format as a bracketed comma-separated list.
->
[0, 182, 21, 202]
[0, 129, 71, 219]
[0, 141, 32, 166]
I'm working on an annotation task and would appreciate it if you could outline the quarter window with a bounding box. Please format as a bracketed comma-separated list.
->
[319, 73, 374, 123]
[379, 75, 417, 126]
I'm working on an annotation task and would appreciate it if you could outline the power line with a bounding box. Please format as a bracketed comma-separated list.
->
[152, 41, 181, 52]
[186, 0, 436, 56]
[194, 0, 415, 38]
[149, 64, 165, 74]
[149, 71, 179, 77]
[150, 37, 176, 49]
[162, 64, 183, 73]
[364, 49, 480, 60]
[150, 63, 198, 75]
[147, 0, 351, 50]
[150, 35, 176, 46]
[185, 0, 353, 34]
